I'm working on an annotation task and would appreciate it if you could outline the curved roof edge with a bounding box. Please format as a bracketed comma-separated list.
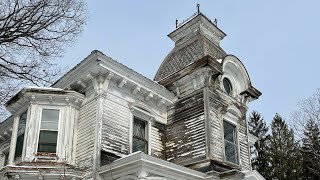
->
[223, 54, 261, 99]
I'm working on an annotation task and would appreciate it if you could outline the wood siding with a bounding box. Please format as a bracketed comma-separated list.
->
[207, 89, 250, 170]
[208, 90, 225, 162]
[150, 122, 165, 159]
[75, 99, 96, 170]
[166, 90, 206, 165]
[101, 97, 130, 156]
[101, 93, 166, 159]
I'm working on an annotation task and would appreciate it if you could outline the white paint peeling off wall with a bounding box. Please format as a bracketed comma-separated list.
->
[75, 99, 96, 169]
[102, 96, 130, 156]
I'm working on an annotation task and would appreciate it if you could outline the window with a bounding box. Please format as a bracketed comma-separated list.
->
[38, 109, 59, 153]
[223, 120, 238, 164]
[15, 112, 27, 158]
[132, 117, 148, 154]
[223, 78, 233, 95]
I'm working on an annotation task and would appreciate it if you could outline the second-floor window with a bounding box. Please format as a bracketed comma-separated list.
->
[38, 109, 60, 153]
[224, 120, 238, 164]
[132, 117, 148, 154]
[15, 112, 27, 158]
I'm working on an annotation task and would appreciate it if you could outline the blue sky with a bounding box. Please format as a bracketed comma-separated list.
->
[60, 1, 320, 125]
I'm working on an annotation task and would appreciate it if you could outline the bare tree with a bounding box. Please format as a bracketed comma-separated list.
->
[0, 0, 87, 120]
[291, 89, 320, 137]
[291, 89, 320, 177]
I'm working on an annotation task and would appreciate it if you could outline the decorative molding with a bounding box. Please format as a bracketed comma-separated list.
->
[106, 71, 114, 80]
[118, 78, 127, 88]
[132, 85, 141, 95]
[157, 99, 166, 107]
[145, 92, 154, 101]
[77, 80, 87, 89]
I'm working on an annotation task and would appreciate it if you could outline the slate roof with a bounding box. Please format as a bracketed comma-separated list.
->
[154, 34, 226, 82]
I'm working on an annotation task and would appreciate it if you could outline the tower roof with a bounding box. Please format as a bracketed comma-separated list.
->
[154, 12, 227, 82]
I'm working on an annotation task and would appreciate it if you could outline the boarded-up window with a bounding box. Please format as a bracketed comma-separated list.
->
[224, 120, 238, 164]
[15, 112, 27, 158]
[38, 109, 59, 153]
[132, 117, 148, 154]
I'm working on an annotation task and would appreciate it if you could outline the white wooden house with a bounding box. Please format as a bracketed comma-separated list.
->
[0, 11, 265, 180]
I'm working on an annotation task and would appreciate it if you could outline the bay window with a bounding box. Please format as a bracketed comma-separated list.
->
[38, 109, 60, 153]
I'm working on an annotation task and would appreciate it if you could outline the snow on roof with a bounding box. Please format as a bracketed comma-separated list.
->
[25, 86, 63, 91]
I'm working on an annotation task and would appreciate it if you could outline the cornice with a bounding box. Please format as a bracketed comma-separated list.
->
[5, 88, 85, 114]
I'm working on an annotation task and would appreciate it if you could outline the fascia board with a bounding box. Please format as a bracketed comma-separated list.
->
[95, 52, 176, 103]
[98, 152, 207, 180]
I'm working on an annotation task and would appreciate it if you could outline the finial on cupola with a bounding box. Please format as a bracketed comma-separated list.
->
[197, 3, 200, 14]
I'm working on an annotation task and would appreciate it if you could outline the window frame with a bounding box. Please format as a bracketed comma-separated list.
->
[14, 111, 28, 159]
[36, 107, 61, 155]
[223, 78, 233, 95]
[220, 74, 238, 97]
[132, 117, 149, 154]
[129, 106, 152, 155]
[222, 113, 240, 165]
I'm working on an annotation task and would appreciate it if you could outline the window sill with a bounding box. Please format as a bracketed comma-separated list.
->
[35, 152, 57, 162]
[223, 160, 240, 169]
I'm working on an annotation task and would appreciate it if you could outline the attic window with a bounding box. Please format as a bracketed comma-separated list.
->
[223, 78, 232, 95]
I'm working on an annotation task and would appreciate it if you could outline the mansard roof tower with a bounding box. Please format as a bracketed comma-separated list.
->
[155, 8, 261, 172]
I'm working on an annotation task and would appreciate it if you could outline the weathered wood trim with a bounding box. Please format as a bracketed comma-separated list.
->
[203, 87, 211, 159]
[157, 55, 222, 86]
[92, 95, 105, 179]
[166, 89, 206, 166]
[8, 116, 19, 165]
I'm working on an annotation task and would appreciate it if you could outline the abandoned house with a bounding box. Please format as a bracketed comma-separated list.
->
[0, 10, 265, 180]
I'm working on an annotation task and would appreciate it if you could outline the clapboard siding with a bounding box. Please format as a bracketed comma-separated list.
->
[101, 97, 130, 156]
[208, 90, 226, 162]
[101, 95, 166, 159]
[150, 122, 165, 159]
[207, 89, 250, 170]
[238, 120, 250, 170]
[75, 99, 96, 170]
[166, 90, 206, 165]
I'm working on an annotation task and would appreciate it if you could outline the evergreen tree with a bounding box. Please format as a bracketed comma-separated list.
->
[248, 111, 271, 179]
[269, 114, 301, 180]
[301, 119, 320, 179]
